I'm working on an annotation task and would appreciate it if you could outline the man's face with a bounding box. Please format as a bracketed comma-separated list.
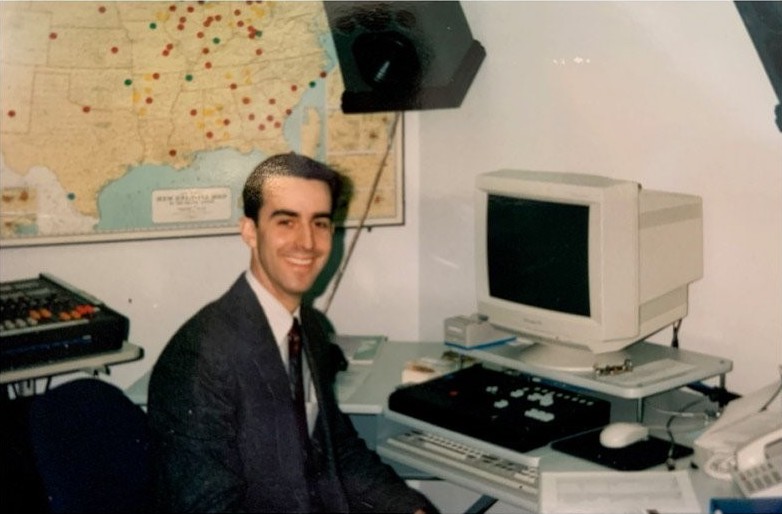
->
[241, 176, 334, 312]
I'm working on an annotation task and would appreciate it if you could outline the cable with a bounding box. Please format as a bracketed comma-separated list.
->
[670, 319, 682, 348]
[662, 396, 710, 470]
[323, 112, 402, 314]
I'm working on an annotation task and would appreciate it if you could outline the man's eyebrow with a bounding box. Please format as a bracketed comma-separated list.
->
[270, 209, 333, 220]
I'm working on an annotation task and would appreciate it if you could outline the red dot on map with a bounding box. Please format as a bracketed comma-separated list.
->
[49, 33, 58, 40]
[153, 73, 160, 80]
[179, 16, 187, 23]
[146, 97, 153, 104]
[291, 85, 298, 92]
[268, 98, 276, 105]
[237, 21, 245, 28]
[320, 71, 327, 78]
[230, 83, 238, 90]
[223, 119, 230, 126]
[266, 114, 274, 122]
[256, 49, 263, 56]
[242, 97, 251, 105]
[197, 31, 205, 39]
[167, 43, 174, 50]
[215, 15, 222, 21]
[82, 106, 91, 113]
[169, 4, 177, 12]
[258, 124, 266, 131]
[206, 131, 214, 139]
[190, 109, 197, 116]
[7, 110, 16, 118]
[202, 48, 209, 54]
[162, 50, 170, 57]
[187, 6, 195, 13]
[111, 47, 119, 54]
[234, 9, 241, 16]
[169, 149, 177, 157]
[285, 108, 292, 115]
[248, 113, 256, 120]
[205, 62, 212, 69]
[274, 121, 281, 128]
[177, 24, 185, 31]
[98, 6, 107, 13]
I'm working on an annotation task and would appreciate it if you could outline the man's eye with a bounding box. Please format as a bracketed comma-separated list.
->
[315, 220, 332, 230]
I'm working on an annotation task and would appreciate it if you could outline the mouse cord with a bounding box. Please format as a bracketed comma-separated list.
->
[665, 396, 708, 470]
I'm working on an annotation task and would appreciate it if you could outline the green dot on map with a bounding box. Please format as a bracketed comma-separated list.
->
[124, 79, 133, 86]
[149, 22, 157, 30]
[185, 74, 193, 82]
[255, 30, 262, 38]
[212, 37, 220, 45]
[67, 192, 76, 201]
[309, 81, 317, 88]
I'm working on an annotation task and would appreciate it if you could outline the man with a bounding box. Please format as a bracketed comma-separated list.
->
[148, 153, 436, 513]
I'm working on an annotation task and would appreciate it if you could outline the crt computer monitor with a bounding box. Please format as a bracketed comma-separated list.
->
[475, 169, 703, 371]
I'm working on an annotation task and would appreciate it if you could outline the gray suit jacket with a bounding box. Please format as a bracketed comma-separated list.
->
[148, 275, 434, 513]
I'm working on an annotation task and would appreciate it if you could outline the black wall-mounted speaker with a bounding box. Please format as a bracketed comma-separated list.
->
[324, 1, 486, 113]
[735, 1, 782, 132]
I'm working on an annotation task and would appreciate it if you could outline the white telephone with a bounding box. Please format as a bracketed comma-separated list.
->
[693, 378, 782, 497]
[731, 427, 782, 498]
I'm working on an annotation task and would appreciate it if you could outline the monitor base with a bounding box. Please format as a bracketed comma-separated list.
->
[513, 343, 631, 374]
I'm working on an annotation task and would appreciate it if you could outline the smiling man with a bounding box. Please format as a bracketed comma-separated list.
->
[148, 153, 436, 513]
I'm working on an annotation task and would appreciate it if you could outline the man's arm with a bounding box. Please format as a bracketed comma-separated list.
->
[147, 326, 246, 513]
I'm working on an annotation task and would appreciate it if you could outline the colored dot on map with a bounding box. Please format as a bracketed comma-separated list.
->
[98, 6, 107, 14]
[248, 113, 256, 121]
[258, 124, 266, 131]
[153, 73, 160, 80]
[242, 97, 251, 105]
[274, 121, 281, 129]
[205, 62, 212, 69]
[256, 48, 263, 56]
[308, 81, 316, 88]
[169, 5, 177, 12]
[7, 110, 16, 118]
[234, 9, 241, 16]
[111, 46, 119, 54]
[187, 6, 195, 13]
[202, 48, 210, 55]
[291, 85, 298, 92]
[82, 106, 91, 113]
[285, 108, 292, 116]
[266, 114, 274, 122]
[237, 21, 245, 28]
[197, 31, 205, 39]
[185, 74, 193, 81]
[268, 98, 276, 105]
[230, 83, 238, 90]
[149, 23, 157, 30]
[206, 131, 214, 139]
[223, 119, 230, 126]
[212, 37, 221, 45]
[190, 109, 198, 116]
[169, 149, 177, 157]
[49, 32, 58, 40]
[146, 97, 153, 104]
[177, 24, 185, 31]
[67, 193, 76, 201]
[124, 79, 132, 86]
[320, 71, 327, 78]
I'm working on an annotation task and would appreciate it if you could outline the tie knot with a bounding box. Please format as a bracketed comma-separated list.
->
[288, 318, 302, 356]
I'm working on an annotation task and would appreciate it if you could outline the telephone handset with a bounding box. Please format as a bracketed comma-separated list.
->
[731, 427, 782, 498]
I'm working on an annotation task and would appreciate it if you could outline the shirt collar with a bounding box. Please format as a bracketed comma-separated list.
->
[244, 270, 300, 347]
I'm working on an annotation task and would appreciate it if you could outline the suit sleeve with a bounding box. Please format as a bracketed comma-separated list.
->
[148, 318, 246, 513]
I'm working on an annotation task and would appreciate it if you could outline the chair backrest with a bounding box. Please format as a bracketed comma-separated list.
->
[28, 378, 151, 513]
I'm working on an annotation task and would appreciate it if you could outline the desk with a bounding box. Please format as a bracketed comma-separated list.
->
[2, 342, 143, 397]
[337, 340, 743, 514]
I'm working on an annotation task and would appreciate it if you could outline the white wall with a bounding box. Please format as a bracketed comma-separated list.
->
[418, 1, 781, 395]
[1, 1, 780, 400]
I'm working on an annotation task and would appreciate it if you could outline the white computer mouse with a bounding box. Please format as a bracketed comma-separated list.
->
[599, 422, 650, 449]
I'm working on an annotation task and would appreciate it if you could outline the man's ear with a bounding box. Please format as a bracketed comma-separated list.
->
[239, 217, 257, 248]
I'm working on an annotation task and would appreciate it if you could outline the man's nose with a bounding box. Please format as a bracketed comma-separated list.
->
[295, 223, 315, 249]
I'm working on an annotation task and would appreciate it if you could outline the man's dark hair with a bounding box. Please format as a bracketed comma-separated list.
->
[242, 152, 345, 222]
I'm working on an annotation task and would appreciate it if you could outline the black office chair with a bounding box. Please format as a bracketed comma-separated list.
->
[27, 378, 151, 513]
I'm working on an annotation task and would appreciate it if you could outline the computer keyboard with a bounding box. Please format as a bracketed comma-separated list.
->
[385, 429, 539, 494]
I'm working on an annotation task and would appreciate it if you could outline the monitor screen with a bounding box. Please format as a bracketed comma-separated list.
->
[487, 195, 590, 317]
